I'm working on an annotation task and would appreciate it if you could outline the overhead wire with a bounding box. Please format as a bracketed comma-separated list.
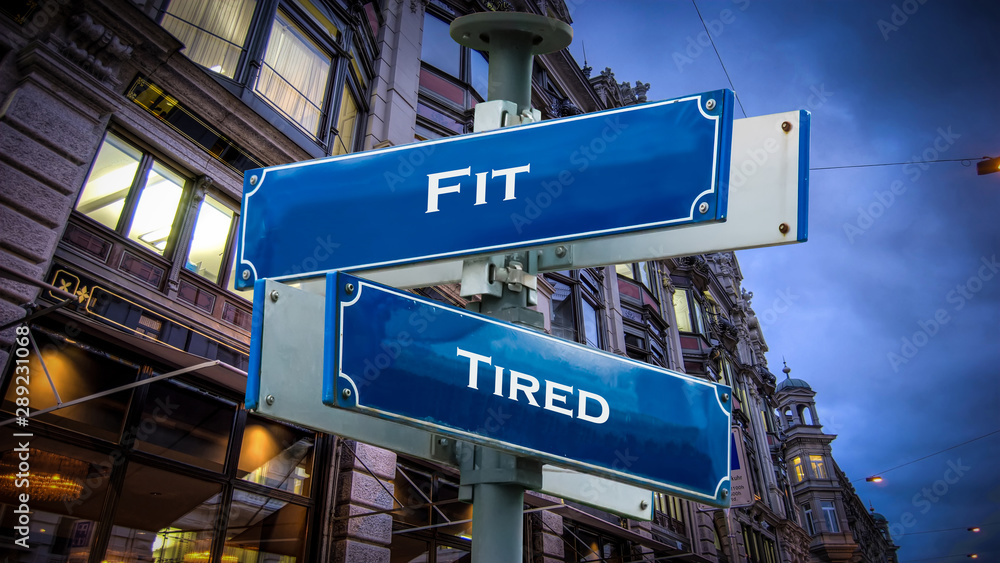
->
[854, 427, 1000, 482]
[691, 0, 747, 118]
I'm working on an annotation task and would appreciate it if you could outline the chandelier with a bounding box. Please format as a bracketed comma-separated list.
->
[0, 448, 87, 502]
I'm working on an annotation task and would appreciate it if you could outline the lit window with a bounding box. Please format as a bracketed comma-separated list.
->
[332, 84, 359, 155]
[673, 287, 707, 334]
[126, 162, 185, 254]
[821, 501, 840, 533]
[186, 196, 235, 283]
[790, 456, 805, 483]
[256, 10, 332, 136]
[77, 132, 187, 256]
[76, 133, 142, 230]
[161, 0, 257, 78]
[810, 454, 828, 479]
[801, 503, 816, 535]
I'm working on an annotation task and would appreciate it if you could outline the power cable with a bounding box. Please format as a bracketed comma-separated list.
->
[691, 0, 747, 118]
[855, 427, 1000, 482]
[811, 158, 983, 171]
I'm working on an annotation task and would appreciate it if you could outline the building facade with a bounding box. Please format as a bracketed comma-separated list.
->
[0, 0, 896, 561]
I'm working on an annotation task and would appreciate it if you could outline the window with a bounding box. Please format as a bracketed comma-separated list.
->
[418, 11, 490, 136]
[161, 0, 257, 79]
[256, 9, 333, 136]
[546, 270, 604, 348]
[653, 492, 686, 535]
[810, 454, 828, 479]
[672, 288, 707, 335]
[801, 503, 816, 535]
[159, 0, 374, 156]
[790, 456, 805, 483]
[77, 132, 187, 256]
[186, 195, 235, 283]
[821, 501, 840, 533]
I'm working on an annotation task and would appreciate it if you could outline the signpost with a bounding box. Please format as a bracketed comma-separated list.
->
[235, 89, 733, 289]
[240, 9, 811, 560]
[322, 272, 732, 504]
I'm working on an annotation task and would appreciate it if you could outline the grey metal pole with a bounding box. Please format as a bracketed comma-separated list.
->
[448, 11, 572, 563]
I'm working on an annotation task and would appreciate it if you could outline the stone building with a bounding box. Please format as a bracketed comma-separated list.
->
[0, 0, 895, 561]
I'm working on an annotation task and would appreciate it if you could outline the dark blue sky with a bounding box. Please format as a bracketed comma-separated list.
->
[570, 1, 1000, 560]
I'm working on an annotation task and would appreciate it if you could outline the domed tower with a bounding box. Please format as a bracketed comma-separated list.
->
[775, 363, 858, 563]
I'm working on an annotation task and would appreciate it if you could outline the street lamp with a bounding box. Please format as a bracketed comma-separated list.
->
[866, 476, 884, 483]
[977, 156, 1000, 175]
[967, 555, 978, 559]
[968, 527, 981, 533]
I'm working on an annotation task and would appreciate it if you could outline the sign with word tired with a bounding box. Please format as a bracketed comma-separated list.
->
[236, 90, 733, 288]
[322, 272, 732, 506]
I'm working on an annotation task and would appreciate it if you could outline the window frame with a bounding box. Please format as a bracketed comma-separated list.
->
[545, 270, 605, 349]
[74, 130, 193, 263]
[820, 500, 840, 533]
[157, 0, 373, 158]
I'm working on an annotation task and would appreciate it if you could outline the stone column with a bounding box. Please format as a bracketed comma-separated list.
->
[331, 440, 398, 562]
[530, 509, 564, 563]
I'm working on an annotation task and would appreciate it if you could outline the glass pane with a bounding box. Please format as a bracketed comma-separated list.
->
[333, 84, 359, 156]
[581, 299, 600, 348]
[420, 13, 459, 77]
[238, 415, 315, 496]
[2, 336, 137, 442]
[672, 289, 693, 332]
[135, 379, 236, 472]
[638, 262, 652, 288]
[809, 454, 828, 479]
[0, 436, 107, 562]
[549, 279, 576, 341]
[162, 0, 257, 78]
[224, 490, 308, 561]
[615, 264, 633, 279]
[186, 195, 234, 283]
[225, 244, 251, 299]
[256, 10, 332, 136]
[127, 161, 185, 254]
[470, 50, 488, 99]
[104, 463, 223, 563]
[76, 132, 142, 230]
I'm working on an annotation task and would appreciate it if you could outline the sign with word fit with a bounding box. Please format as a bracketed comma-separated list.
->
[322, 272, 733, 506]
[236, 89, 734, 288]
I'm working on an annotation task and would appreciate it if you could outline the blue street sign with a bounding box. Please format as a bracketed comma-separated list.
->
[236, 89, 734, 289]
[322, 272, 732, 506]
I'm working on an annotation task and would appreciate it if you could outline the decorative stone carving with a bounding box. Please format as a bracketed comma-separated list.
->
[59, 12, 133, 85]
[633, 80, 650, 103]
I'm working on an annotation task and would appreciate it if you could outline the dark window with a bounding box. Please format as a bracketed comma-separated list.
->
[546, 270, 604, 349]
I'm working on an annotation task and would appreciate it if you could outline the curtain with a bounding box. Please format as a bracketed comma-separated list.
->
[161, 0, 257, 78]
[255, 11, 332, 136]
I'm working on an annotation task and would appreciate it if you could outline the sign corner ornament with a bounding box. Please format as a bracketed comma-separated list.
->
[235, 89, 735, 290]
[317, 271, 733, 507]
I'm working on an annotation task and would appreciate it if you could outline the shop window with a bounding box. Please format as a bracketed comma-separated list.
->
[1, 334, 137, 442]
[185, 195, 235, 283]
[810, 454, 828, 479]
[105, 463, 223, 562]
[238, 415, 315, 496]
[224, 490, 309, 561]
[821, 500, 840, 533]
[0, 436, 107, 560]
[134, 379, 237, 473]
[161, 0, 257, 79]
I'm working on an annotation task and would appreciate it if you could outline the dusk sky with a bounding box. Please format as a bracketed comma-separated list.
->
[570, 1, 1000, 560]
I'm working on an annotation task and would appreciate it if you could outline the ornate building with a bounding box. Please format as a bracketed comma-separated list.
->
[0, 0, 894, 561]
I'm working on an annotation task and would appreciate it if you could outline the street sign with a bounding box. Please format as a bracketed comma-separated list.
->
[355, 109, 809, 289]
[322, 272, 732, 506]
[247, 278, 655, 519]
[236, 89, 734, 289]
